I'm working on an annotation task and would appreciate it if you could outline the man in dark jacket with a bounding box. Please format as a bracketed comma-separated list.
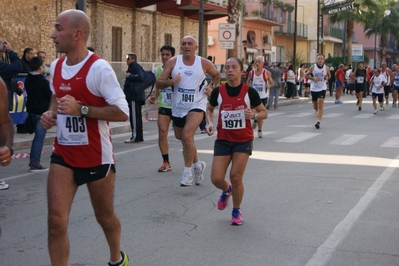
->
[25, 57, 51, 172]
[21, 47, 34, 73]
[0, 40, 23, 111]
[123, 53, 145, 143]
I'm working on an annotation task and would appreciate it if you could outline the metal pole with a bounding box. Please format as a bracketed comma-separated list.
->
[293, 0, 298, 69]
[373, 25, 377, 68]
[76, 0, 86, 12]
[198, 0, 204, 57]
[342, 12, 347, 63]
[317, 0, 320, 53]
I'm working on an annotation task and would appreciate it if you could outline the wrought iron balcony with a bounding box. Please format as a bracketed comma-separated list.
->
[243, 0, 289, 26]
[274, 20, 308, 39]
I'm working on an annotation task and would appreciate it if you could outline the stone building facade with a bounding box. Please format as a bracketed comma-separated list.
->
[1, 0, 206, 65]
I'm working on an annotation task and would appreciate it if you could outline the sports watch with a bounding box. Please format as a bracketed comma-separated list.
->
[80, 105, 89, 117]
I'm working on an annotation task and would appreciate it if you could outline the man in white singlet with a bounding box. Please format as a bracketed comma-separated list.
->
[156, 36, 220, 187]
[246, 55, 273, 138]
[305, 54, 331, 129]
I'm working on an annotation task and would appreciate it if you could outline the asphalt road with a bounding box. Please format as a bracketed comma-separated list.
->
[1, 94, 399, 266]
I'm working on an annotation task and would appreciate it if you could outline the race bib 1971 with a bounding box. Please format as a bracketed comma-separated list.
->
[221, 109, 245, 130]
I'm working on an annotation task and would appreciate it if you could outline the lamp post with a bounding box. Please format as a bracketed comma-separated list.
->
[198, 0, 204, 57]
[373, 9, 391, 69]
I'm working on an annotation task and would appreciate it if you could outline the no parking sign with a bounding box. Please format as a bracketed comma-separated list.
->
[218, 23, 236, 42]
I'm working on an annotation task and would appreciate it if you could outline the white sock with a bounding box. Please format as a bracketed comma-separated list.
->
[184, 166, 192, 174]
[109, 256, 122, 265]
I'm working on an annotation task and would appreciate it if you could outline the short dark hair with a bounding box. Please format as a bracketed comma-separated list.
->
[160, 45, 175, 56]
[29, 57, 43, 71]
[23, 47, 33, 56]
[37, 51, 46, 56]
[87, 46, 95, 52]
[127, 53, 137, 60]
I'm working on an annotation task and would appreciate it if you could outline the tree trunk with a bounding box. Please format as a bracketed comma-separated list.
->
[380, 34, 387, 63]
[227, 0, 240, 58]
[346, 19, 354, 66]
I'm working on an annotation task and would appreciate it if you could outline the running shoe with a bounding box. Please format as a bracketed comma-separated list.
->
[180, 172, 193, 187]
[386, 99, 389, 105]
[231, 210, 243, 226]
[358, 106, 362, 111]
[380, 106, 385, 111]
[356, 100, 359, 106]
[252, 120, 257, 129]
[29, 163, 48, 173]
[217, 184, 232, 210]
[158, 162, 172, 172]
[374, 109, 378, 114]
[194, 161, 206, 185]
[315, 121, 320, 129]
[393, 103, 397, 107]
[0, 181, 9, 190]
[108, 251, 129, 266]
[258, 131, 263, 138]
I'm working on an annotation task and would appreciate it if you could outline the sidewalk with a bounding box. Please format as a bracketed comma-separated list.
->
[12, 96, 310, 151]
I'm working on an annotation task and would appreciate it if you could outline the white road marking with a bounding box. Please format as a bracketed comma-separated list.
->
[276, 132, 321, 143]
[329, 134, 367, 145]
[304, 153, 399, 266]
[381, 137, 399, 148]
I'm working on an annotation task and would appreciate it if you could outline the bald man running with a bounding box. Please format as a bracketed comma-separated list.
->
[41, 9, 129, 265]
[156, 36, 220, 187]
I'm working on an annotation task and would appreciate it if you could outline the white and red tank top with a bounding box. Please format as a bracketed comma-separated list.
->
[53, 54, 114, 168]
[216, 83, 254, 142]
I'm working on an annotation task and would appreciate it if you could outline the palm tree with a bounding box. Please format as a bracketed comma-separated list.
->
[227, 0, 241, 58]
[329, 0, 378, 66]
[362, 0, 399, 67]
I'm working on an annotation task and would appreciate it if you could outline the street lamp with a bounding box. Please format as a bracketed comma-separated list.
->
[373, 9, 391, 68]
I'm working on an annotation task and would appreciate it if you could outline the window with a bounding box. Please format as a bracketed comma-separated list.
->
[112, 27, 122, 61]
[165, 34, 172, 46]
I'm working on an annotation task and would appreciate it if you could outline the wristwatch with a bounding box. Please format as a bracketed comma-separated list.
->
[80, 105, 89, 117]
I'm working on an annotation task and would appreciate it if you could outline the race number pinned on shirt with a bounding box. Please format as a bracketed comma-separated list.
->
[177, 87, 195, 105]
[57, 114, 89, 145]
[357, 76, 364, 83]
[221, 110, 245, 130]
[161, 88, 172, 105]
[253, 83, 264, 93]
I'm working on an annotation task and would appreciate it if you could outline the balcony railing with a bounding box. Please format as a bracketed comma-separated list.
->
[323, 27, 356, 42]
[203, 0, 227, 6]
[243, 0, 287, 25]
[275, 21, 308, 38]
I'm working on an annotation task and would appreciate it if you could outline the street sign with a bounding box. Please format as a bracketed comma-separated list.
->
[351, 43, 364, 62]
[218, 23, 236, 42]
[323, 0, 354, 15]
[220, 42, 234, 50]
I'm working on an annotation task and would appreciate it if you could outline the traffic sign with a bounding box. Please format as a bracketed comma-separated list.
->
[218, 23, 236, 42]
[351, 43, 364, 62]
[220, 42, 234, 50]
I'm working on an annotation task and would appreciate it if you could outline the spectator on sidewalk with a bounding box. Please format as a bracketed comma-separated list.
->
[0, 40, 22, 112]
[0, 77, 13, 190]
[25, 56, 52, 172]
[124, 53, 145, 143]
[37, 51, 50, 78]
[267, 63, 284, 109]
[21, 47, 34, 73]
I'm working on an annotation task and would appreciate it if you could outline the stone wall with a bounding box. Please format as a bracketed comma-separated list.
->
[1, 0, 207, 64]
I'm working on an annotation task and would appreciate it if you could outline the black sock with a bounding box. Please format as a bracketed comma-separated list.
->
[162, 154, 169, 163]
